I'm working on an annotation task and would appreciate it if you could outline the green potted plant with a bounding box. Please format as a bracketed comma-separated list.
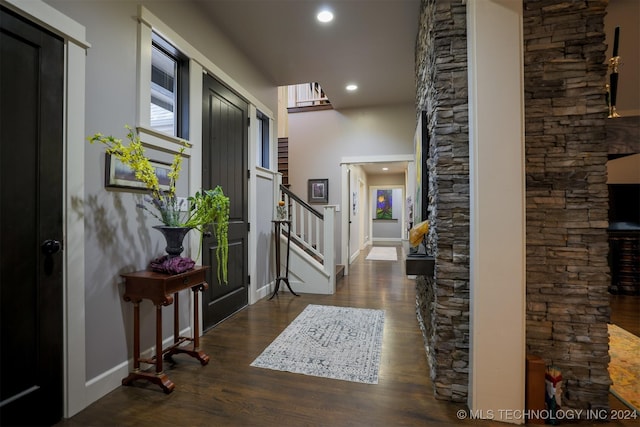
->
[88, 126, 229, 283]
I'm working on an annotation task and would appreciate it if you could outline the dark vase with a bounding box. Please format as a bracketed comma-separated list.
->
[153, 225, 193, 258]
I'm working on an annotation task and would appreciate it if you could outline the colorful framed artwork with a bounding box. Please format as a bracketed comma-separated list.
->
[376, 189, 393, 219]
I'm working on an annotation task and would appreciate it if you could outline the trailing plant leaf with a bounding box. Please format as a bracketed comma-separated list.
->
[184, 187, 230, 284]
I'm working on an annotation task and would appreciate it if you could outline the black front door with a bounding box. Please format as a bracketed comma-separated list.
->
[0, 6, 65, 426]
[202, 74, 249, 330]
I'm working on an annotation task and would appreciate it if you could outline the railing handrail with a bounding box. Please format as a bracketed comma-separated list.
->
[280, 184, 323, 220]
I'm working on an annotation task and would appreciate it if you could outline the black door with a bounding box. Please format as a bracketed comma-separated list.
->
[0, 8, 64, 425]
[202, 74, 249, 330]
[0, 6, 65, 426]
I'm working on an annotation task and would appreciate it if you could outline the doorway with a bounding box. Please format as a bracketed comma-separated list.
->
[358, 178, 366, 251]
[340, 155, 413, 272]
[201, 74, 249, 330]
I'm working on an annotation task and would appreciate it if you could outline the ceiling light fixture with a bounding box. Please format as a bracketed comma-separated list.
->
[346, 84, 358, 91]
[317, 10, 334, 23]
[382, 167, 389, 171]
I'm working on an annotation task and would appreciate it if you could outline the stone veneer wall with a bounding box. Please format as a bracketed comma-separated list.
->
[523, 0, 611, 411]
[415, 0, 612, 411]
[415, 0, 470, 403]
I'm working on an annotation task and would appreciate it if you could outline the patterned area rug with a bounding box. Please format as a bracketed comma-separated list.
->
[365, 246, 397, 261]
[251, 304, 385, 384]
[608, 324, 640, 411]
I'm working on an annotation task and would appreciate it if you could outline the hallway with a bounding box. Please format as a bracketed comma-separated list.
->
[58, 246, 635, 426]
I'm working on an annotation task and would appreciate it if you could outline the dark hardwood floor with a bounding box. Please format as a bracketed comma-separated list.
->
[58, 246, 637, 426]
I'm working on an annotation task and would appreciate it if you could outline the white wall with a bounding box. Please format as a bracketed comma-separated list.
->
[348, 165, 367, 260]
[288, 105, 415, 262]
[254, 172, 277, 299]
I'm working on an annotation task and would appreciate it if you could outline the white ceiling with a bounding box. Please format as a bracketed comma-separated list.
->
[193, 0, 421, 110]
[358, 161, 408, 176]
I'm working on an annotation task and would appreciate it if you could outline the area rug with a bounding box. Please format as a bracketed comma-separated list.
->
[365, 246, 397, 261]
[608, 323, 640, 411]
[250, 304, 385, 384]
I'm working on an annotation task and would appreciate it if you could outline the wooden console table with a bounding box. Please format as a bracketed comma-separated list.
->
[120, 266, 210, 393]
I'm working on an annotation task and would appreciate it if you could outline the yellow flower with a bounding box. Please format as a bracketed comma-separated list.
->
[88, 126, 187, 224]
[87, 126, 230, 282]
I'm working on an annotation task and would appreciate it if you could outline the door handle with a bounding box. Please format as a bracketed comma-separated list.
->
[41, 240, 62, 276]
[41, 239, 62, 255]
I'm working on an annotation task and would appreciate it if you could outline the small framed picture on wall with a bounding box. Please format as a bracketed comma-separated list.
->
[308, 178, 329, 204]
[105, 153, 171, 192]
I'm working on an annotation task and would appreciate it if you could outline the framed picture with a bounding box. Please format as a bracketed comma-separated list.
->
[308, 178, 328, 204]
[376, 189, 393, 219]
[105, 153, 171, 191]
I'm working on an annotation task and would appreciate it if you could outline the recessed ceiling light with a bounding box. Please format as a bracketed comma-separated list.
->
[317, 10, 334, 23]
[346, 84, 358, 91]
[382, 167, 389, 171]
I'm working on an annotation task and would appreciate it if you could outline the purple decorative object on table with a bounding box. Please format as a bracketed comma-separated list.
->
[149, 255, 195, 275]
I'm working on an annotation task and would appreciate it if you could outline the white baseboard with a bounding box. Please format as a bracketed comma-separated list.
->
[372, 238, 402, 243]
[255, 281, 274, 301]
[349, 249, 360, 264]
[83, 326, 191, 408]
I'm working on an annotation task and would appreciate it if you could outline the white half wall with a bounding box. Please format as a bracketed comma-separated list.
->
[467, 0, 526, 423]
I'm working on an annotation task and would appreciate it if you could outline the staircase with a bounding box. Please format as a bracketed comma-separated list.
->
[277, 185, 340, 294]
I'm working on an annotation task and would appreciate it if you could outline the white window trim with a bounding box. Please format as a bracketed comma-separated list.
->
[137, 6, 274, 121]
[254, 110, 275, 171]
[137, 125, 192, 157]
[136, 6, 275, 160]
[136, 17, 190, 155]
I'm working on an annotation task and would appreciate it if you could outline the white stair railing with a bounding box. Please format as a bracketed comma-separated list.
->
[277, 184, 336, 294]
[281, 184, 325, 263]
[287, 83, 330, 108]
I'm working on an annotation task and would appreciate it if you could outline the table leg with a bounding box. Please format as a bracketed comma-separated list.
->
[122, 301, 175, 393]
[270, 221, 298, 298]
[154, 304, 174, 393]
[155, 305, 162, 374]
[173, 292, 179, 343]
[164, 285, 210, 366]
[191, 287, 209, 365]
[269, 222, 283, 299]
[133, 301, 140, 371]
[193, 288, 200, 350]
[283, 227, 299, 297]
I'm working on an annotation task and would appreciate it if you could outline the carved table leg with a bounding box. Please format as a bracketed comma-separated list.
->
[133, 301, 140, 371]
[173, 292, 179, 344]
[122, 300, 175, 393]
[153, 304, 174, 393]
[164, 285, 210, 366]
[191, 285, 209, 365]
